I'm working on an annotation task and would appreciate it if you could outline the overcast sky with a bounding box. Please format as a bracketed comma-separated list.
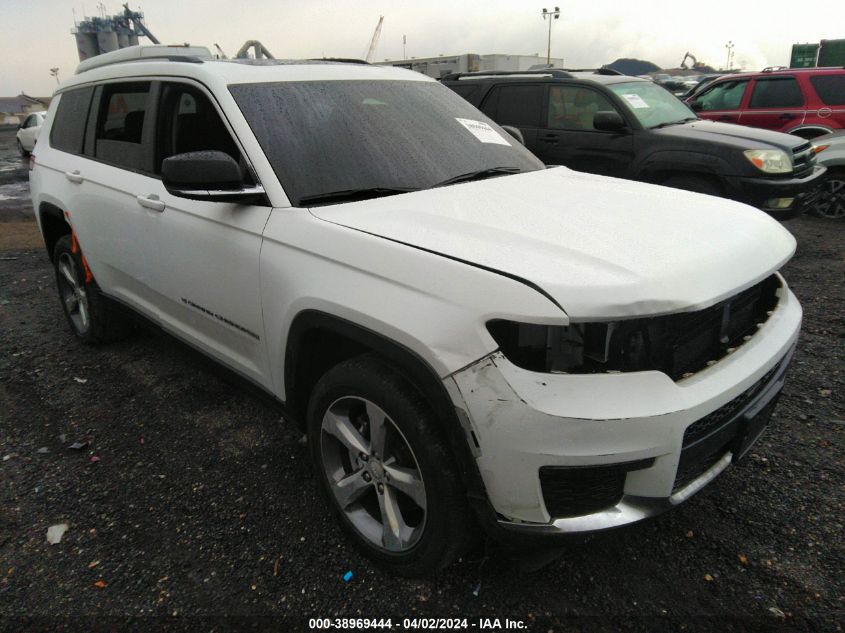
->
[2, 0, 843, 96]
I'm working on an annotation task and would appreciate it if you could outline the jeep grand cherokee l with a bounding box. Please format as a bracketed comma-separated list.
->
[30, 46, 802, 575]
[443, 69, 825, 219]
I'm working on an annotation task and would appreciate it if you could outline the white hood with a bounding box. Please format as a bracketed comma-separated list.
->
[309, 168, 796, 319]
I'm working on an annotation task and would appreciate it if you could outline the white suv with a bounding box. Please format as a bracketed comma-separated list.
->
[30, 46, 802, 575]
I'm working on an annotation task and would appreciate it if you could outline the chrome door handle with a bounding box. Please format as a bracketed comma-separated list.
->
[136, 194, 165, 212]
[64, 170, 83, 184]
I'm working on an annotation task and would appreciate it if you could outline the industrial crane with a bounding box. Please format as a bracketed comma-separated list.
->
[364, 16, 384, 63]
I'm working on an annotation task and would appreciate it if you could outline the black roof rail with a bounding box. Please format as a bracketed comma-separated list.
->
[441, 67, 625, 81]
[309, 57, 370, 65]
[442, 69, 575, 81]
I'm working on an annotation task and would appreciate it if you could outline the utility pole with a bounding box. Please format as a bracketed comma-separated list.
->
[541, 7, 560, 66]
[725, 41, 735, 71]
[49, 68, 60, 84]
[403, 34, 407, 60]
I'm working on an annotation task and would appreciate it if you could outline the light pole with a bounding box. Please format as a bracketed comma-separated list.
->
[724, 41, 735, 71]
[49, 68, 60, 84]
[541, 7, 560, 66]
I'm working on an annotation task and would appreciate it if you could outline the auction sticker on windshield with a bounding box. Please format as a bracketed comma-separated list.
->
[455, 118, 511, 146]
[621, 93, 650, 109]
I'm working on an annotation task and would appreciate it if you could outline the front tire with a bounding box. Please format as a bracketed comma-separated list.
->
[53, 234, 132, 344]
[307, 355, 474, 576]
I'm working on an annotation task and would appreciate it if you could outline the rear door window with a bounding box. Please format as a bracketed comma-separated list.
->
[49, 87, 94, 155]
[481, 84, 544, 127]
[749, 77, 804, 108]
[695, 80, 749, 111]
[93, 82, 152, 171]
[809, 74, 845, 105]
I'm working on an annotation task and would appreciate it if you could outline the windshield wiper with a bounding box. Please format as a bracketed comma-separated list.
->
[650, 117, 698, 129]
[432, 166, 523, 188]
[299, 187, 418, 206]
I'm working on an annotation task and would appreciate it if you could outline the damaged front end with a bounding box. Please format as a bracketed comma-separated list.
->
[446, 274, 802, 531]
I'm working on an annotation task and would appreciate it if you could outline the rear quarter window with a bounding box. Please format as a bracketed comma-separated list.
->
[809, 75, 845, 106]
[447, 83, 483, 105]
[49, 87, 94, 155]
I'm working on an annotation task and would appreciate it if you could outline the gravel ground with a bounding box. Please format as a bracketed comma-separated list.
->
[0, 128, 843, 632]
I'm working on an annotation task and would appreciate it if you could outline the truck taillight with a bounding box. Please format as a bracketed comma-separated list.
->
[29, 154, 35, 171]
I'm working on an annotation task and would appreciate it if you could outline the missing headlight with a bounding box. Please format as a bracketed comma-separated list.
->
[486, 275, 781, 380]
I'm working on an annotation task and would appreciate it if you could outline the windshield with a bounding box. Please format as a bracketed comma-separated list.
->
[229, 80, 544, 206]
[609, 81, 697, 128]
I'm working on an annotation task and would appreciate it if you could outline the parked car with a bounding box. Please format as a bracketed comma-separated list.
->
[681, 73, 725, 100]
[686, 67, 845, 139]
[443, 69, 825, 219]
[16, 111, 46, 156]
[31, 46, 802, 575]
[809, 131, 845, 219]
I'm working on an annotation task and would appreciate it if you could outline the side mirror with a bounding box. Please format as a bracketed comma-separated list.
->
[500, 125, 525, 145]
[593, 111, 627, 132]
[162, 151, 265, 203]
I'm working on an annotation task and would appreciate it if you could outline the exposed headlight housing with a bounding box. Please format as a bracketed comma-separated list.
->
[743, 149, 792, 174]
[487, 276, 781, 381]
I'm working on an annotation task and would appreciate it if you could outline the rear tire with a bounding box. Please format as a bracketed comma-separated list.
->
[307, 354, 474, 576]
[52, 234, 132, 344]
[808, 169, 845, 220]
[662, 174, 722, 197]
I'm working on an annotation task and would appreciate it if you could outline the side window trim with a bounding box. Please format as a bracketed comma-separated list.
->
[82, 84, 102, 157]
[140, 81, 161, 175]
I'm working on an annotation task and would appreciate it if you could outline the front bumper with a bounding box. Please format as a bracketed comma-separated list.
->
[725, 165, 826, 220]
[445, 285, 802, 532]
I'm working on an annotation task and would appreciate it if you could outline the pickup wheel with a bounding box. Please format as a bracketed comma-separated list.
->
[808, 169, 845, 220]
[307, 354, 474, 576]
[662, 174, 721, 197]
[52, 234, 132, 344]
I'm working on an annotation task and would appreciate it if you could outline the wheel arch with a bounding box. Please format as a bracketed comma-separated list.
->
[284, 310, 492, 514]
[787, 125, 834, 140]
[635, 151, 731, 188]
[38, 202, 71, 262]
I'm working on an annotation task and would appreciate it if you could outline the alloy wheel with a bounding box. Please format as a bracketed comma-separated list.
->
[320, 396, 427, 553]
[811, 176, 845, 219]
[57, 252, 90, 334]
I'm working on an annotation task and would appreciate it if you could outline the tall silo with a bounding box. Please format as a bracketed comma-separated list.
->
[116, 27, 130, 49]
[75, 31, 100, 61]
[97, 27, 119, 54]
